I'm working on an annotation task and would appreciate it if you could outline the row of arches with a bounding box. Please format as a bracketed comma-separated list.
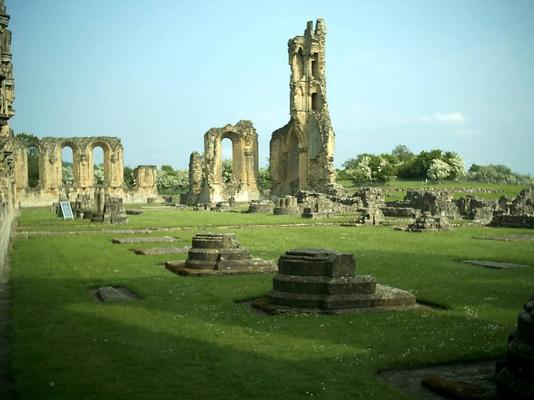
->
[25, 145, 107, 188]
[14, 137, 124, 191]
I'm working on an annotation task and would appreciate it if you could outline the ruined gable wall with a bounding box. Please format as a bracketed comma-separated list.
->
[198, 120, 260, 203]
[270, 19, 336, 197]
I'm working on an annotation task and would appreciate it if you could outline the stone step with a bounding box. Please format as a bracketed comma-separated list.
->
[112, 236, 177, 244]
[133, 246, 190, 255]
[273, 274, 376, 295]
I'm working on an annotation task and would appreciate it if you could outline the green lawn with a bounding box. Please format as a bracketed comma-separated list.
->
[18, 207, 351, 233]
[338, 179, 525, 202]
[8, 207, 534, 399]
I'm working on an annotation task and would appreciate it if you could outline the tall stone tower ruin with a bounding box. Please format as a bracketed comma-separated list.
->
[270, 19, 336, 196]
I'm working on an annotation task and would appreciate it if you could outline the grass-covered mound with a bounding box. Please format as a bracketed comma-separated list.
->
[8, 207, 534, 399]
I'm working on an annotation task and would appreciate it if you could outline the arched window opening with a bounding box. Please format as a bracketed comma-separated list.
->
[288, 131, 300, 188]
[311, 52, 319, 79]
[293, 48, 305, 80]
[27, 145, 40, 188]
[61, 146, 74, 186]
[221, 138, 234, 184]
[92, 146, 105, 186]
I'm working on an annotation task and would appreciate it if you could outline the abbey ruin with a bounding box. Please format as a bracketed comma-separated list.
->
[270, 19, 336, 196]
[186, 120, 260, 204]
[0, 0, 16, 278]
[9, 136, 157, 207]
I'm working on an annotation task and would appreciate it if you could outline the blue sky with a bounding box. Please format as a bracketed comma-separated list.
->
[7, 0, 534, 173]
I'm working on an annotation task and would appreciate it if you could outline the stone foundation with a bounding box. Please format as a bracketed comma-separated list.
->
[254, 249, 415, 314]
[496, 295, 534, 399]
[489, 215, 534, 229]
[407, 212, 450, 232]
[247, 200, 274, 214]
[165, 233, 275, 276]
[273, 196, 300, 216]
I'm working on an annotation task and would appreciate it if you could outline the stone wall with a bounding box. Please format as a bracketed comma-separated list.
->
[9, 136, 157, 206]
[0, 142, 16, 281]
[489, 215, 534, 229]
[270, 19, 336, 196]
[511, 185, 534, 215]
[188, 120, 260, 204]
[185, 151, 202, 205]
[0, 0, 15, 280]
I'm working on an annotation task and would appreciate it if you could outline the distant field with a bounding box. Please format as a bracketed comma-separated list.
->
[337, 179, 526, 202]
[7, 206, 534, 399]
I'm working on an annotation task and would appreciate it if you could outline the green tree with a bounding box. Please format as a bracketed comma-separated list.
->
[123, 166, 136, 189]
[391, 144, 414, 163]
[258, 167, 271, 191]
[397, 149, 463, 180]
[94, 163, 105, 185]
[467, 164, 532, 184]
[344, 154, 395, 185]
[222, 159, 234, 184]
[62, 164, 73, 186]
[443, 151, 465, 180]
[156, 165, 188, 193]
[427, 159, 451, 182]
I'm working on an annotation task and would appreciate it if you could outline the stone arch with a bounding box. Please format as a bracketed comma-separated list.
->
[60, 141, 79, 187]
[25, 143, 41, 189]
[201, 120, 259, 203]
[88, 140, 111, 186]
[292, 47, 305, 81]
[11, 138, 44, 190]
[285, 124, 307, 192]
[219, 130, 244, 186]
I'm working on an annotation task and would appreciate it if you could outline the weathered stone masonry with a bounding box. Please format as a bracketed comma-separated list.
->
[9, 136, 157, 207]
[270, 19, 336, 196]
[0, 0, 15, 279]
[185, 120, 260, 204]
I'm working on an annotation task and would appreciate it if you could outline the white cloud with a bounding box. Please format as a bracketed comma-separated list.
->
[418, 112, 466, 125]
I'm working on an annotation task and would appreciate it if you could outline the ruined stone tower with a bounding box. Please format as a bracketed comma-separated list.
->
[270, 19, 336, 196]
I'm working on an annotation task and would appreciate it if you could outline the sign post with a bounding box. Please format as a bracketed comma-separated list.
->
[59, 201, 74, 220]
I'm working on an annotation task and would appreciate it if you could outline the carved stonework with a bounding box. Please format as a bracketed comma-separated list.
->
[270, 19, 336, 196]
[194, 120, 260, 204]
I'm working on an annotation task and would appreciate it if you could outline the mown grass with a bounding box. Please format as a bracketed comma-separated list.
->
[17, 207, 353, 233]
[8, 208, 534, 399]
[337, 179, 525, 202]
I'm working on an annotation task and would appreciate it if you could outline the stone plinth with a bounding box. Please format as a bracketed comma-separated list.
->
[496, 295, 534, 399]
[247, 200, 274, 214]
[254, 249, 416, 314]
[214, 201, 231, 212]
[166, 233, 275, 276]
[273, 196, 300, 216]
[301, 207, 330, 219]
[105, 198, 128, 224]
